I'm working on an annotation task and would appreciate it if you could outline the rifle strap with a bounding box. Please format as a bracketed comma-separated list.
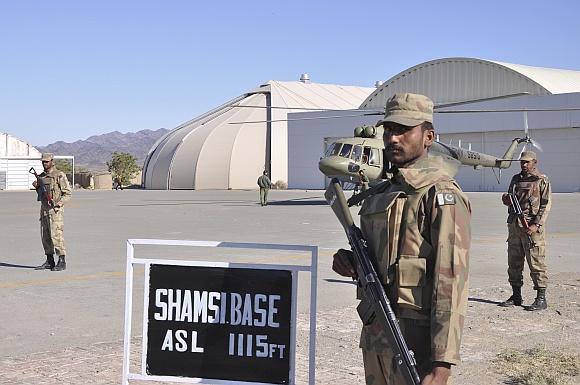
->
[347, 180, 391, 207]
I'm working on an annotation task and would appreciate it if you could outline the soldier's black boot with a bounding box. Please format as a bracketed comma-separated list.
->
[35, 254, 55, 270]
[51, 255, 66, 271]
[526, 288, 547, 311]
[499, 285, 522, 307]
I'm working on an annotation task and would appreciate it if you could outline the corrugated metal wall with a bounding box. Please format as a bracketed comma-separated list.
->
[0, 158, 42, 190]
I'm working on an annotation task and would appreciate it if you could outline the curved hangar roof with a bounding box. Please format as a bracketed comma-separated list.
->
[143, 80, 373, 190]
[1, 133, 41, 157]
[361, 57, 580, 108]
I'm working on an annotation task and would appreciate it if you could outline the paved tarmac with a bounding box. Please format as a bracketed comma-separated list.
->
[1, 188, 579, 384]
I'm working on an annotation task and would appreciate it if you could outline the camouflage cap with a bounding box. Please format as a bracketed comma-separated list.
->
[519, 151, 536, 161]
[41, 153, 54, 161]
[376, 93, 434, 127]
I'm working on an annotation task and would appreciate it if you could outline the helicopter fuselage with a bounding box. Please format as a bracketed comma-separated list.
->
[318, 125, 530, 185]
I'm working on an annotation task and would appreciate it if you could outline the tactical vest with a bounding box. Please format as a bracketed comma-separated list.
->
[359, 175, 460, 320]
[507, 171, 550, 225]
[39, 169, 69, 211]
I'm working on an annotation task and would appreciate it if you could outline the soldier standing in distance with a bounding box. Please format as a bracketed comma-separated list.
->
[333, 93, 471, 385]
[354, 169, 370, 193]
[358, 169, 369, 192]
[257, 170, 272, 206]
[33, 153, 72, 271]
[500, 151, 551, 311]
[353, 170, 370, 206]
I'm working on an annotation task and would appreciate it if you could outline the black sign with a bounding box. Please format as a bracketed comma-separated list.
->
[146, 264, 293, 384]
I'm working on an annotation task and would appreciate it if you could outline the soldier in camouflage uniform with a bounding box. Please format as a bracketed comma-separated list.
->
[33, 153, 72, 271]
[333, 93, 471, 385]
[500, 151, 551, 311]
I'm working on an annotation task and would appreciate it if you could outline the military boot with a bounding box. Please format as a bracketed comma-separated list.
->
[499, 285, 522, 307]
[35, 254, 55, 270]
[526, 288, 547, 311]
[51, 255, 66, 271]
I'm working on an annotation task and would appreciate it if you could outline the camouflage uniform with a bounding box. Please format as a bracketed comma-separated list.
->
[358, 155, 472, 384]
[506, 169, 551, 289]
[38, 167, 71, 257]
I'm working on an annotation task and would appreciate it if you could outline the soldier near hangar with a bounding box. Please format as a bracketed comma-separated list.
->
[500, 151, 552, 311]
[257, 170, 273, 206]
[32, 153, 72, 271]
[332, 93, 472, 384]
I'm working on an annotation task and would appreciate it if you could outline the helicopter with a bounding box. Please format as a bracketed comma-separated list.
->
[318, 111, 542, 187]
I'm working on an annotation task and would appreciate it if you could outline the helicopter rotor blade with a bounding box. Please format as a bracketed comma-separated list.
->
[523, 110, 530, 151]
[228, 112, 383, 125]
[530, 138, 544, 152]
[435, 107, 580, 113]
[434, 92, 532, 109]
[523, 110, 544, 152]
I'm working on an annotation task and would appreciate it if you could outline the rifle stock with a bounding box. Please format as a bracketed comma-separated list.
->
[29, 167, 55, 208]
[325, 178, 421, 385]
[507, 193, 536, 248]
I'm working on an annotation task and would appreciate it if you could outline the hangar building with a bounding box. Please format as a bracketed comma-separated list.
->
[142, 79, 373, 190]
[288, 58, 580, 193]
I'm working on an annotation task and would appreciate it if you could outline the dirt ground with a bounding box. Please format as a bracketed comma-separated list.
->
[298, 271, 580, 384]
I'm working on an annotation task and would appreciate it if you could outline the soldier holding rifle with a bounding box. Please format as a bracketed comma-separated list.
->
[31, 153, 72, 271]
[500, 151, 551, 311]
[332, 93, 472, 384]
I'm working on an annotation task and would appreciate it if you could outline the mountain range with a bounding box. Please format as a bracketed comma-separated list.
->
[36, 128, 170, 171]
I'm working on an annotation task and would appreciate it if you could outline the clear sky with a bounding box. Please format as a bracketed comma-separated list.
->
[2, 0, 579, 146]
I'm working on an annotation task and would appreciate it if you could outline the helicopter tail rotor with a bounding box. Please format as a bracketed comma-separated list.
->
[522, 111, 543, 153]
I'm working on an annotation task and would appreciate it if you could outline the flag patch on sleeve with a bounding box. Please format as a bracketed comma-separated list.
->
[437, 193, 456, 206]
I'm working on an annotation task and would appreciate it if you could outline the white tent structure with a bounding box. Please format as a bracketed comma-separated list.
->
[288, 58, 580, 192]
[0, 133, 42, 190]
[142, 79, 374, 190]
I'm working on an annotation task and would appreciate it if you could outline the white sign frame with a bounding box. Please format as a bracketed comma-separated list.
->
[122, 239, 318, 385]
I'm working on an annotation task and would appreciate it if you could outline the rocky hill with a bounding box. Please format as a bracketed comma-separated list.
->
[36, 128, 170, 171]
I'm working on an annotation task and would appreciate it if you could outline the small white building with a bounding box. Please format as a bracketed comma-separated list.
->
[0, 133, 75, 190]
[0, 133, 42, 190]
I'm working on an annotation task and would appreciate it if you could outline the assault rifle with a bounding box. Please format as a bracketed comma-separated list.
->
[325, 178, 421, 385]
[507, 193, 536, 248]
[29, 167, 55, 208]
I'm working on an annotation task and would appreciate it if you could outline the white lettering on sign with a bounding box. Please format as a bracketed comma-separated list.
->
[160, 329, 205, 353]
[154, 289, 281, 327]
[228, 333, 286, 358]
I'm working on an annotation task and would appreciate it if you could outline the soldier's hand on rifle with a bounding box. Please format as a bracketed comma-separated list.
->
[32, 180, 38, 188]
[332, 249, 356, 279]
[422, 362, 452, 385]
[526, 224, 539, 236]
[501, 193, 510, 206]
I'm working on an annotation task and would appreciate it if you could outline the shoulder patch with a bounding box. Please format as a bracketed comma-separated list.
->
[437, 192, 456, 206]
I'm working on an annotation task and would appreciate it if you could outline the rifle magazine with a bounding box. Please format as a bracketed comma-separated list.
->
[357, 296, 375, 325]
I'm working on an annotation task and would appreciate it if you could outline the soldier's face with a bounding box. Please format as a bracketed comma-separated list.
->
[520, 159, 536, 173]
[42, 159, 54, 172]
[382, 122, 434, 168]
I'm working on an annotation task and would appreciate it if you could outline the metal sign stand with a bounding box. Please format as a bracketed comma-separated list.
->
[122, 239, 317, 385]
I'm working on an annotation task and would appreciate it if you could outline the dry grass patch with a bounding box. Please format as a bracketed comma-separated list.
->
[495, 345, 580, 385]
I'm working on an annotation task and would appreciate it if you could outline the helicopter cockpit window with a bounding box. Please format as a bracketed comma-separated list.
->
[362, 147, 371, 164]
[326, 143, 340, 157]
[351, 145, 362, 163]
[339, 144, 353, 158]
[369, 148, 380, 165]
